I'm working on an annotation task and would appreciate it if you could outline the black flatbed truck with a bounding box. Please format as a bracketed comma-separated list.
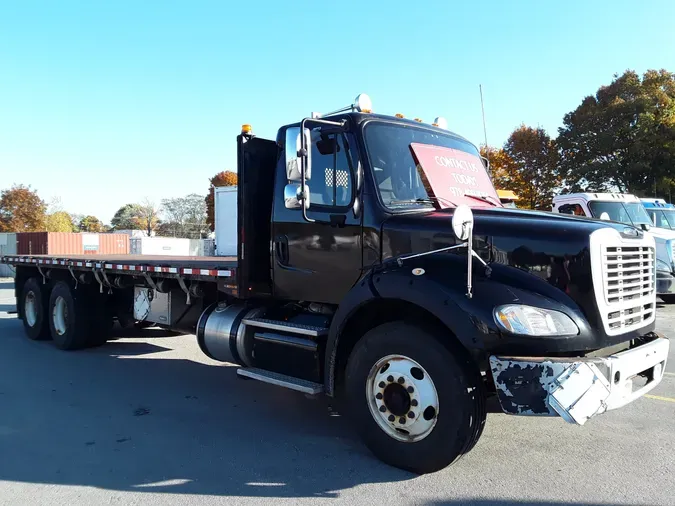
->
[2, 94, 669, 474]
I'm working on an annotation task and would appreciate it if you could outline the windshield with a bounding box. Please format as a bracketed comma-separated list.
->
[588, 201, 652, 226]
[646, 208, 675, 229]
[363, 122, 498, 209]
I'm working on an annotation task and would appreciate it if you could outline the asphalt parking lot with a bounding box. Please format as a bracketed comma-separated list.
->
[0, 278, 674, 506]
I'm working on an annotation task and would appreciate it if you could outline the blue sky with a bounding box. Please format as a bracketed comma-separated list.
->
[1, 1, 673, 223]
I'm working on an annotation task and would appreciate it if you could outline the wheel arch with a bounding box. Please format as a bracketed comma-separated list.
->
[325, 271, 486, 397]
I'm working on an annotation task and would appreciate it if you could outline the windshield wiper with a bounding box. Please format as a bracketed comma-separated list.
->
[464, 194, 500, 207]
[390, 196, 459, 207]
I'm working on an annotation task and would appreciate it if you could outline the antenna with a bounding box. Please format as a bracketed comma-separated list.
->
[479, 84, 490, 177]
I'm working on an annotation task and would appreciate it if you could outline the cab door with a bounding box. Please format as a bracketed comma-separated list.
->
[272, 130, 363, 304]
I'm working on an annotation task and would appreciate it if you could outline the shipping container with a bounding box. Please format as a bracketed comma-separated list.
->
[16, 232, 129, 256]
[215, 186, 237, 256]
[0, 233, 17, 277]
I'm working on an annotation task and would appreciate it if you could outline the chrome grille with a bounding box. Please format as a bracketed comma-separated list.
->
[602, 245, 655, 332]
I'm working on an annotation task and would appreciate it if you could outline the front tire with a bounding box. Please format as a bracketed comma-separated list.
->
[345, 322, 485, 474]
[21, 277, 51, 341]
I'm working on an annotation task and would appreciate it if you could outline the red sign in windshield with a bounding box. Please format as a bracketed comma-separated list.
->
[409, 143, 502, 209]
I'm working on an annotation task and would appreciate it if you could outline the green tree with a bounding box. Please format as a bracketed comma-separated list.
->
[79, 215, 106, 232]
[110, 204, 142, 230]
[206, 170, 237, 232]
[0, 184, 47, 232]
[504, 125, 560, 210]
[45, 211, 75, 232]
[558, 69, 675, 195]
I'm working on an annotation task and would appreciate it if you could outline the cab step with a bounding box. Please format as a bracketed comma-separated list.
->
[236, 367, 324, 395]
[242, 317, 328, 337]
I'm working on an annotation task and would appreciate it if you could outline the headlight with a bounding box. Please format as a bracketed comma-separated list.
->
[494, 305, 579, 336]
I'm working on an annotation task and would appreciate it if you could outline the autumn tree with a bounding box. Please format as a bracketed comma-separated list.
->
[160, 193, 208, 238]
[136, 199, 161, 237]
[206, 170, 237, 231]
[79, 215, 106, 232]
[45, 211, 76, 232]
[558, 69, 675, 195]
[0, 185, 47, 232]
[504, 125, 560, 210]
[480, 145, 520, 194]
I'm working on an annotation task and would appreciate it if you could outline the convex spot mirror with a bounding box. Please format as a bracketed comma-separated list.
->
[284, 183, 310, 210]
[599, 212, 610, 221]
[452, 205, 474, 241]
[285, 127, 312, 182]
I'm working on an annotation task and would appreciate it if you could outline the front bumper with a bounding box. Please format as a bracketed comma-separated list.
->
[489, 333, 669, 425]
[656, 270, 675, 295]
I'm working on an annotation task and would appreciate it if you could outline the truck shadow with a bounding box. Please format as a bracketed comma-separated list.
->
[0, 317, 414, 498]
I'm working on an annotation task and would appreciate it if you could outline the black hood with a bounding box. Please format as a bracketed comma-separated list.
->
[380, 206, 650, 350]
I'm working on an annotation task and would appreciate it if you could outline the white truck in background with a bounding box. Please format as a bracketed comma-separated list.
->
[552, 193, 675, 303]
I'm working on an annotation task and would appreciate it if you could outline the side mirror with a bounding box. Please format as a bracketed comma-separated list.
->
[285, 127, 312, 181]
[599, 212, 610, 221]
[452, 205, 474, 241]
[284, 183, 310, 210]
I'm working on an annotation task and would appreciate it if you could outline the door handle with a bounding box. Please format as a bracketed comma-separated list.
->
[274, 235, 289, 265]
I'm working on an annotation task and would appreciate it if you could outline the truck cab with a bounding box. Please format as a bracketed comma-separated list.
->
[552, 193, 675, 302]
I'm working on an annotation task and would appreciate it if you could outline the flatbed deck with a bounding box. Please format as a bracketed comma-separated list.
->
[0, 254, 238, 280]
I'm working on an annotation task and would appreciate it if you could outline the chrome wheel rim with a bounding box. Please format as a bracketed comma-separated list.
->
[25, 291, 37, 327]
[366, 354, 439, 442]
[53, 296, 68, 336]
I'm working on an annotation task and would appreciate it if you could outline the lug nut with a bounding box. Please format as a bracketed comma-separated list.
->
[399, 417, 406, 424]
[379, 405, 387, 413]
[388, 415, 395, 422]
[407, 386, 414, 393]
[376, 393, 383, 400]
[408, 411, 415, 419]
[378, 381, 386, 388]
[387, 375, 394, 383]
[397, 377, 405, 384]
[411, 399, 418, 407]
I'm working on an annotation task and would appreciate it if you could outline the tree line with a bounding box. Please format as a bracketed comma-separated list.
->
[0, 170, 238, 237]
[485, 69, 675, 210]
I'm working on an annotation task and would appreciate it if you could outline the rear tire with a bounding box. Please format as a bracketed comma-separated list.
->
[660, 294, 675, 304]
[21, 277, 51, 341]
[48, 281, 92, 350]
[344, 321, 486, 474]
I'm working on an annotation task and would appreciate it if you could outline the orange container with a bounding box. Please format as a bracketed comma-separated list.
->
[17, 232, 129, 255]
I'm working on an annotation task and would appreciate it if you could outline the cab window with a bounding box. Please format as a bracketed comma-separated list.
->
[308, 131, 354, 208]
[558, 204, 586, 216]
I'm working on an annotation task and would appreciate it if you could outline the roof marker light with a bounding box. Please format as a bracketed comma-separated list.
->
[395, 113, 405, 118]
[414, 118, 423, 123]
[241, 124, 252, 134]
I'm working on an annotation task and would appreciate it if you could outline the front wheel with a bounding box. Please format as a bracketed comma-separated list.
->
[345, 322, 486, 474]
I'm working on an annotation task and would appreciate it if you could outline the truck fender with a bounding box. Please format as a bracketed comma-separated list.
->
[324, 268, 490, 396]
